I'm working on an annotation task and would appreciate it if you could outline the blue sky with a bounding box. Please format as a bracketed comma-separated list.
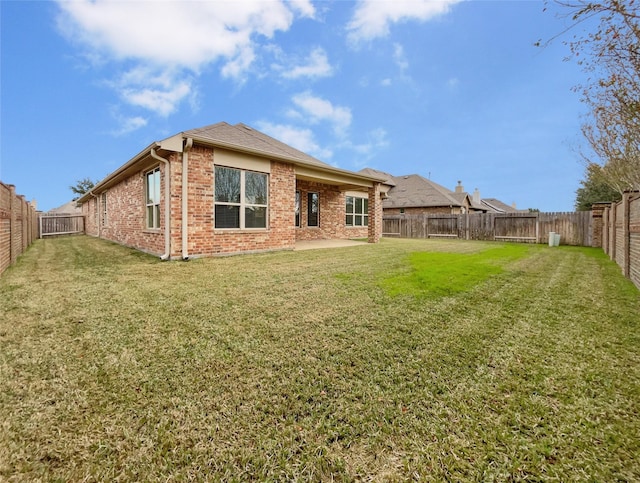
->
[1, 0, 590, 212]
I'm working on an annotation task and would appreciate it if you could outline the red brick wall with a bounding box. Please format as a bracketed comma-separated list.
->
[81, 145, 377, 257]
[368, 183, 382, 243]
[205, 154, 297, 255]
[83, 162, 167, 256]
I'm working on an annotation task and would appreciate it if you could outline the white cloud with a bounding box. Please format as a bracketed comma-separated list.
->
[381, 78, 392, 87]
[281, 48, 334, 79]
[287, 0, 316, 18]
[344, 128, 389, 159]
[221, 47, 257, 81]
[347, 0, 461, 44]
[55, 0, 315, 118]
[107, 67, 194, 117]
[292, 92, 352, 134]
[255, 121, 333, 159]
[110, 113, 148, 136]
[121, 82, 192, 117]
[393, 43, 409, 72]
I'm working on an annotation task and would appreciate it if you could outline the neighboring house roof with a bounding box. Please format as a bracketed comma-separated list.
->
[379, 173, 467, 209]
[358, 168, 396, 187]
[47, 200, 82, 214]
[78, 122, 386, 204]
[481, 198, 522, 213]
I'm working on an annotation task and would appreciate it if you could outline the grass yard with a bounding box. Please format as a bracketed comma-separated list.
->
[1, 236, 639, 481]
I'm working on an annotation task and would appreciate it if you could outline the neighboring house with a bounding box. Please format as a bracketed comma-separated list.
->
[77, 122, 385, 259]
[481, 198, 523, 213]
[359, 168, 522, 215]
[359, 168, 484, 215]
[47, 200, 82, 214]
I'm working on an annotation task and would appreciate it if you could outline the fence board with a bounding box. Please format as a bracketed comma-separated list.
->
[383, 212, 593, 246]
[38, 214, 85, 238]
[0, 182, 37, 276]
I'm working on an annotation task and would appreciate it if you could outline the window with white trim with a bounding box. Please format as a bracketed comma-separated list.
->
[307, 192, 319, 227]
[145, 167, 161, 229]
[215, 166, 268, 229]
[295, 190, 300, 227]
[346, 195, 368, 226]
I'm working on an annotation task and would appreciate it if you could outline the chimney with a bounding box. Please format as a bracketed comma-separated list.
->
[455, 180, 464, 193]
[473, 188, 480, 204]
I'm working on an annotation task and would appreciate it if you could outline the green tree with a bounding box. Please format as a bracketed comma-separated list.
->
[575, 162, 621, 210]
[69, 177, 96, 200]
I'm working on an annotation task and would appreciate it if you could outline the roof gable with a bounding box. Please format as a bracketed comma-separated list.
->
[482, 198, 520, 213]
[183, 122, 331, 168]
[358, 168, 396, 186]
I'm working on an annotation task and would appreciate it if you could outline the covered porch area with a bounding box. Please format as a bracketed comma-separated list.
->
[293, 164, 384, 244]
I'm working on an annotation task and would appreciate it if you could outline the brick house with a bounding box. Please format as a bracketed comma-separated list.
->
[77, 122, 385, 259]
[359, 168, 485, 215]
[359, 168, 524, 215]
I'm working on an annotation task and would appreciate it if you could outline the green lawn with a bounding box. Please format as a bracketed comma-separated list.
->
[1, 236, 639, 481]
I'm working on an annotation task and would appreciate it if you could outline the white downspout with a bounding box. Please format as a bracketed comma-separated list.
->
[182, 138, 193, 260]
[150, 148, 171, 260]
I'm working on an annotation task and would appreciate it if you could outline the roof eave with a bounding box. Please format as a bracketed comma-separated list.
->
[77, 141, 167, 204]
[189, 134, 386, 184]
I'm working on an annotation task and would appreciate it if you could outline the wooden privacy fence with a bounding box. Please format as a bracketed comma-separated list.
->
[1, 182, 38, 276]
[382, 211, 593, 247]
[38, 213, 85, 238]
[600, 191, 640, 290]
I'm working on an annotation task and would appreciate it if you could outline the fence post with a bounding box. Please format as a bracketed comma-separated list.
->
[622, 192, 631, 278]
[465, 212, 469, 240]
[610, 201, 617, 261]
[591, 203, 608, 248]
[9, 185, 16, 265]
[604, 206, 610, 254]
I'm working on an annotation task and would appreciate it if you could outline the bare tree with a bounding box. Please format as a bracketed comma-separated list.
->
[551, 0, 640, 193]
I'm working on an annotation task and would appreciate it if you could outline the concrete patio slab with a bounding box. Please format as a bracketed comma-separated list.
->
[294, 239, 368, 251]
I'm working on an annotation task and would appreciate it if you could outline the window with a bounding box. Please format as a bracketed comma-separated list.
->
[101, 192, 108, 226]
[146, 167, 161, 229]
[307, 192, 319, 227]
[215, 166, 268, 229]
[295, 191, 300, 227]
[345, 195, 368, 226]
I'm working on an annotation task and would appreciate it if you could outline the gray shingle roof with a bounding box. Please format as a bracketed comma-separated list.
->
[481, 198, 520, 213]
[184, 122, 331, 169]
[382, 174, 464, 208]
[358, 168, 396, 186]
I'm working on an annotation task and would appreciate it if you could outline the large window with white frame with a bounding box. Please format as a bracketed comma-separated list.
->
[215, 166, 268, 229]
[345, 195, 368, 226]
[145, 167, 161, 229]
